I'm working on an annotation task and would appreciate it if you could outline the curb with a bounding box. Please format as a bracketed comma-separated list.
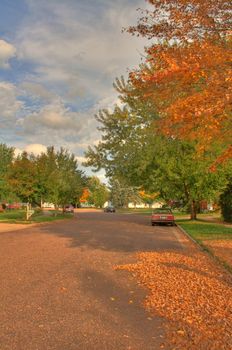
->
[176, 224, 203, 249]
[177, 224, 232, 274]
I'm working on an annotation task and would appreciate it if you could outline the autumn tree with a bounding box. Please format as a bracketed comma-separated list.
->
[125, 0, 232, 162]
[126, 0, 231, 42]
[139, 190, 159, 208]
[84, 86, 231, 218]
[85, 0, 231, 218]
[125, 39, 232, 161]
[80, 188, 90, 205]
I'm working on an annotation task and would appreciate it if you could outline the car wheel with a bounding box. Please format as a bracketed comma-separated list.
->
[152, 222, 155, 226]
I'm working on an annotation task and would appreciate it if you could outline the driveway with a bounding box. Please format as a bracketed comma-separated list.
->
[0, 210, 185, 350]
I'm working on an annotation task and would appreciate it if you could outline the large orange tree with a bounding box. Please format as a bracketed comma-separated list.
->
[125, 0, 232, 163]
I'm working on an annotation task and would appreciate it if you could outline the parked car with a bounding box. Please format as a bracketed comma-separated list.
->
[151, 208, 175, 226]
[104, 206, 116, 213]
[64, 205, 74, 213]
[7, 203, 22, 210]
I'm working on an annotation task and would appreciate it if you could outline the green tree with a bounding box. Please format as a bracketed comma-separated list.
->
[87, 176, 109, 208]
[220, 179, 232, 222]
[84, 95, 230, 219]
[36, 147, 86, 210]
[35, 146, 58, 207]
[7, 152, 39, 204]
[109, 177, 141, 208]
[0, 144, 15, 202]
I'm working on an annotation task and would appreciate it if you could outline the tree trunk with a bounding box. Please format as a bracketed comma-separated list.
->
[190, 200, 197, 220]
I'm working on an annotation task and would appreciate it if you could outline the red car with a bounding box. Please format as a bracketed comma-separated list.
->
[7, 203, 21, 210]
[151, 208, 175, 226]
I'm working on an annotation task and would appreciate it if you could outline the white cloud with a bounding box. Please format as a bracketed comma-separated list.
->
[75, 156, 86, 163]
[0, 39, 16, 68]
[17, 0, 147, 101]
[25, 143, 47, 155]
[0, 82, 23, 120]
[20, 82, 55, 102]
[14, 143, 47, 157]
[18, 100, 83, 132]
[14, 148, 23, 157]
[1, 0, 149, 182]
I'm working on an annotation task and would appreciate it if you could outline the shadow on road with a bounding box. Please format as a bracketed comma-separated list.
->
[35, 212, 183, 253]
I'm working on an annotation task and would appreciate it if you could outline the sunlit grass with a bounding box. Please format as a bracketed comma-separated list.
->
[0, 209, 73, 224]
[178, 220, 232, 241]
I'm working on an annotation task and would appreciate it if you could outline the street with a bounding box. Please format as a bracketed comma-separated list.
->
[0, 210, 186, 350]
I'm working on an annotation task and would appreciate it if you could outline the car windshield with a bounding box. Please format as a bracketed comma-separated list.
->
[152, 208, 172, 214]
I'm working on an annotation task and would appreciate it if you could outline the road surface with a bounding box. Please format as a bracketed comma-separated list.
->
[0, 210, 186, 350]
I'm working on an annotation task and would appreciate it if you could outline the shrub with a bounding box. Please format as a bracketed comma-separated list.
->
[220, 182, 232, 222]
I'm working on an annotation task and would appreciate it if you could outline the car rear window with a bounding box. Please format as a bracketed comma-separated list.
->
[152, 209, 172, 214]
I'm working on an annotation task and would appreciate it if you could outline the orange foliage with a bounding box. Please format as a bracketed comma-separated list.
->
[126, 0, 231, 42]
[126, 1, 232, 164]
[139, 190, 159, 200]
[129, 38, 232, 161]
[80, 187, 90, 203]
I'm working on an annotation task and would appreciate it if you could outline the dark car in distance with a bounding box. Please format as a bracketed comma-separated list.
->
[104, 206, 116, 213]
[151, 208, 175, 226]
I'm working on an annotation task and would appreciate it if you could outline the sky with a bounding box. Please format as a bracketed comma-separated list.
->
[0, 0, 149, 181]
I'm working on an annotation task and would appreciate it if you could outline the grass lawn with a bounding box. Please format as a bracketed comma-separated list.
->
[0, 210, 73, 224]
[178, 220, 232, 272]
[117, 208, 222, 221]
[117, 208, 152, 215]
[177, 220, 232, 241]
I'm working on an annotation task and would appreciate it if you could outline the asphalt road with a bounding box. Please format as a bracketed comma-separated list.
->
[0, 210, 186, 350]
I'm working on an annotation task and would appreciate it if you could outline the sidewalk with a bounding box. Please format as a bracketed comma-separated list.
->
[0, 222, 32, 233]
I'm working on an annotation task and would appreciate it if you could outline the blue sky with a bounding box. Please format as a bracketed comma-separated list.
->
[0, 0, 148, 180]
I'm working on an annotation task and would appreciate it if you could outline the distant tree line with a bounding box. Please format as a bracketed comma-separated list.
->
[0, 143, 112, 210]
[0, 144, 85, 209]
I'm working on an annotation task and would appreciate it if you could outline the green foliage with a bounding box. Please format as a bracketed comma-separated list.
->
[1, 145, 86, 207]
[0, 209, 25, 222]
[84, 90, 229, 218]
[0, 144, 15, 202]
[0, 209, 73, 223]
[220, 180, 232, 222]
[87, 176, 109, 208]
[37, 147, 86, 208]
[109, 178, 140, 208]
[7, 152, 39, 204]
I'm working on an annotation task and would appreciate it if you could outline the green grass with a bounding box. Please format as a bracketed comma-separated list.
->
[117, 208, 221, 218]
[0, 209, 73, 224]
[117, 208, 152, 215]
[0, 210, 25, 222]
[178, 220, 232, 273]
[178, 220, 232, 241]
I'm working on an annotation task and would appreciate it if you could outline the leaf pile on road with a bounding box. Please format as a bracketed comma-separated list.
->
[115, 249, 232, 349]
